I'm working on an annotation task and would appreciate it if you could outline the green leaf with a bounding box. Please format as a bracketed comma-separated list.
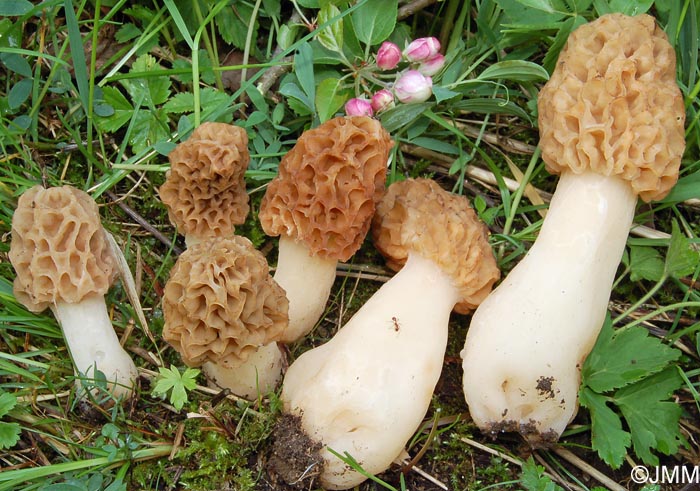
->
[315, 77, 349, 122]
[519, 457, 564, 491]
[582, 316, 681, 393]
[95, 86, 133, 133]
[215, 3, 257, 50]
[431, 86, 461, 103]
[0, 52, 32, 77]
[380, 102, 432, 133]
[513, 0, 557, 13]
[294, 42, 316, 112]
[7, 77, 31, 109]
[0, 0, 34, 16]
[629, 246, 665, 282]
[615, 368, 685, 465]
[578, 388, 630, 468]
[657, 171, 700, 203]
[607, 0, 654, 15]
[163, 91, 195, 114]
[152, 365, 200, 411]
[114, 23, 141, 44]
[280, 82, 314, 114]
[351, 0, 397, 46]
[411, 137, 460, 155]
[129, 109, 171, 155]
[452, 97, 532, 122]
[0, 392, 20, 450]
[664, 220, 700, 279]
[478, 60, 550, 82]
[124, 54, 171, 106]
[317, 3, 344, 53]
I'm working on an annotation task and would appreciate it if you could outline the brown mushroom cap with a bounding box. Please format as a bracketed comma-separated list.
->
[259, 116, 393, 262]
[538, 13, 686, 202]
[162, 235, 288, 368]
[159, 122, 250, 240]
[9, 185, 117, 312]
[372, 178, 500, 314]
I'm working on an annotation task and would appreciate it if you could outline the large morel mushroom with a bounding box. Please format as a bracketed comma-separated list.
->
[10, 185, 138, 400]
[461, 13, 686, 443]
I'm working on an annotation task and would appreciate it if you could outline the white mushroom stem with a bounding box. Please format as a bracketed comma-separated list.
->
[202, 342, 285, 400]
[281, 252, 459, 490]
[462, 170, 637, 441]
[273, 235, 338, 344]
[52, 294, 138, 400]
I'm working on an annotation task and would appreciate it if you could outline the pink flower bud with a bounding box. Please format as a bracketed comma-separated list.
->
[403, 37, 441, 63]
[376, 41, 401, 70]
[371, 89, 395, 112]
[394, 70, 433, 103]
[345, 98, 374, 117]
[418, 54, 445, 76]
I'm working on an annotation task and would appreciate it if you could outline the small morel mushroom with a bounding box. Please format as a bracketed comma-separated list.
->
[159, 122, 250, 247]
[272, 178, 499, 490]
[9, 185, 138, 400]
[461, 13, 686, 444]
[162, 236, 289, 400]
[259, 116, 392, 344]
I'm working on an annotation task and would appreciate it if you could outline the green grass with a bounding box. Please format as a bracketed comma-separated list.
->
[1, 0, 699, 490]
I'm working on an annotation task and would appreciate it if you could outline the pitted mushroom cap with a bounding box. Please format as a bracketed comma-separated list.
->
[259, 116, 393, 262]
[538, 13, 686, 202]
[9, 185, 117, 312]
[162, 236, 288, 368]
[159, 122, 250, 240]
[372, 178, 500, 314]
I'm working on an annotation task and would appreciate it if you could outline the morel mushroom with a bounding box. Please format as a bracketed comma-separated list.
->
[272, 179, 499, 489]
[159, 122, 250, 247]
[461, 13, 686, 443]
[9, 185, 138, 400]
[162, 236, 289, 400]
[259, 116, 392, 344]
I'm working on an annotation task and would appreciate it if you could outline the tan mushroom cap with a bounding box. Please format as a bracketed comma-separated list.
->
[372, 178, 500, 314]
[9, 185, 117, 312]
[159, 122, 250, 241]
[259, 116, 393, 262]
[538, 13, 686, 202]
[162, 235, 289, 368]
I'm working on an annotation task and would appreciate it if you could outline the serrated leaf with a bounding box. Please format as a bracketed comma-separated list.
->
[129, 109, 170, 154]
[351, 0, 397, 46]
[615, 368, 685, 465]
[520, 457, 564, 491]
[0, 392, 17, 417]
[582, 316, 681, 393]
[579, 388, 630, 468]
[629, 246, 665, 282]
[317, 3, 343, 53]
[123, 54, 171, 106]
[163, 91, 195, 114]
[315, 77, 349, 122]
[114, 23, 141, 44]
[215, 2, 256, 49]
[664, 220, 700, 279]
[478, 60, 550, 82]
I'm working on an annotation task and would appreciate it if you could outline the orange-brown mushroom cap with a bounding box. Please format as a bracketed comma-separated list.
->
[259, 116, 393, 262]
[538, 13, 686, 202]
[162, 236, 289, 368]
[372, 178, 500, 314]
[159, 122, 250, 240]
[9, 185, 117, 312]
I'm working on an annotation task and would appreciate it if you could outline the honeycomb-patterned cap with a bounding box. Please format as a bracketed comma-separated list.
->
[372, 178, 500, 314]
[538, 13, 686, 202]
[159, 122, 250, 241]
[162, 236, 289, 368]
[9, 185, 117, 312]
[259, 116, 393, 262]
